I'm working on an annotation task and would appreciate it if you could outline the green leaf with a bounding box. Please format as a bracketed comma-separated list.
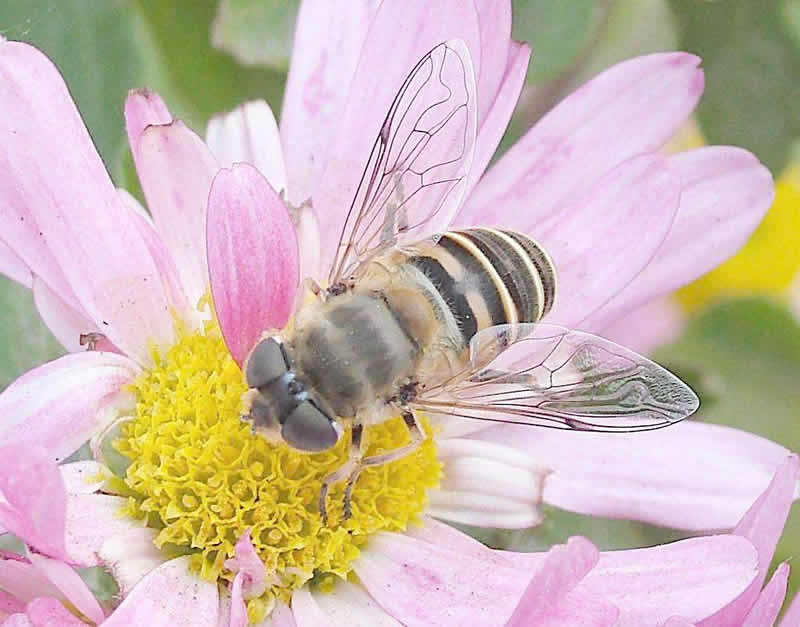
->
[512, 0, 606, 83]
[131, 0, 286, 134]
[669, 0, 800, 174]
[0, 0, 143, 184]
[0, 277, 64, 391]
[211, 0, 298, 71]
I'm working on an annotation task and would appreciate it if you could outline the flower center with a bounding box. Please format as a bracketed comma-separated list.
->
[113, 322, 441, 619]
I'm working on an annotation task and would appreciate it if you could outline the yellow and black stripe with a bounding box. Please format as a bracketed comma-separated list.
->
[406, 228, 556, 346]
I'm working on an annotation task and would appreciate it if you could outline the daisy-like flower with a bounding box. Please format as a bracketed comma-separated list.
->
[0, 0, 794, 624]
[2, 447, 797, 625]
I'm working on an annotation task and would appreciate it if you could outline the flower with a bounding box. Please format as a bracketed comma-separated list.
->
[0, 0, 792, 624]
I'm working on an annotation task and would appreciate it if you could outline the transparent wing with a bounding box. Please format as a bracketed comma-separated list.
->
[415, 323, 699, 432]
[327, 39, 477, 287]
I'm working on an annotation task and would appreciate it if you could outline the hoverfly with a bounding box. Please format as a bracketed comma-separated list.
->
[242, 40, 699, 523]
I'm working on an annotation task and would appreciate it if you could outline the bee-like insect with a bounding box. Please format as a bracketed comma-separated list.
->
[242, 41, 699, 524]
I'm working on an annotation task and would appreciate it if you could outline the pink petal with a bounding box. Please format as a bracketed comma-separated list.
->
[280, 0, 380, 206]
[228, 574, 247, 627]
[124, 88, 173, 150]
[64, 494, 142, 567]
[101, 557, 218, 627]
[587, 147, 774, 331]
[506, 537, 602, 626]
[663, 618, 696, 627]
[206, 100, 287, 197]
[0, 445, 67, 560]
[313, 0, 481, 261]
[32, 277, 103, 353]
[601, 296, 685, 355]
[474, 0, 512, 128]
[0, 558, 60, 606]
[27, 553, 103, 625]
[134, 120, 220, 310]
[207, 164, 298, 365]
[405, 517, 521, 567]
[24, 597, 84, 626]
[353, 531, 528, 626]
[470, 421, 793, 530]
[0, 240, 31, 288]
[0, 590, 25, 617]
[551, 535, 757, 627]
[1, 615, 32, 627]
[0, 42, 180, 364]
[779, 587, 800, 626]
[700, 455, 800, 627]
[467, 41, 531, 196]
[0, 352, 139, 463]
[224, 530, 268, 600]
[741, 563, 790, 627]
[537, 154, 680, 329]
[460, 52, 703, 231]
[309, 581, 402, 626]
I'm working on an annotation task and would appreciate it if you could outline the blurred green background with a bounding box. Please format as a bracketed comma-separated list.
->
[1, 0, 798, 614]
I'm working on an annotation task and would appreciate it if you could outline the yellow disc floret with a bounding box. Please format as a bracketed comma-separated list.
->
[114, 323, 441, 617]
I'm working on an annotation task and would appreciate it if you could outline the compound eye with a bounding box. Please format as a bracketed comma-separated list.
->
[246, 338, 288, 389]
[281, 401, 339, 452]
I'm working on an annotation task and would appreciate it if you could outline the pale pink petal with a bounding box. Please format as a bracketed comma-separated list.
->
[0, 445, 67, 560]
[206, 101, 287, 197]
[27, 553, 103, 625]
[467, 41, 531, 196]
[741, 563, 790, 627]
[313, 0, 481, 260]
[293, 202, 322, 282]
[134, 120, 220, 310]
[229, 574, 247, 627]
[471, 421, 794, 530]
[32, 277, 103, 353]
[0, 42, 179, 363]
[124, 88, 173, 150]
[64, 494, 143, 567]
[260, 601, 296, 627]
[353, 531, 527, 626]
[24, 598, 84, 626]
[207, 164, 299, 365]
[59, 461, 108, 495]
[508, 535, 757, 627]
[0, 240, 31, 288]
[0, 558, 60, 606]
[290, 587, 329, 627]
[280, 0, 380, 206]
[311, 581, 402, 626]
[224, 530, 268, 600]
[507, 537, 601, 626]
[537, 154, 680, 329]
[429, 438, 548, 528]
[474, 0, 512, 128]
[460, 52, 703, 230]
[601, 297, 685, 355]
[663, 618, 696, 627]
[779, 588, 800, 626]
[102, 556, 218, 627]
[588, 147, 774, 331]
[405, 517, 520, 567]
[1, 615, 32, 627]
[97, 527, 163, 596]
[0, 352, 139, 463]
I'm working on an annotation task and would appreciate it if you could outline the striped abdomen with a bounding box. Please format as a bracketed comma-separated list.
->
[404, 228, 556, 347]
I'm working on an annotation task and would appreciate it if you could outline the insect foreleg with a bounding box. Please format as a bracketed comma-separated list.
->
[319, 422, 363, 525]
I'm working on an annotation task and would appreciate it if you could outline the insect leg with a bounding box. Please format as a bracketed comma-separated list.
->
[360, 410, 425, 469]
[319, 422, 363, 525]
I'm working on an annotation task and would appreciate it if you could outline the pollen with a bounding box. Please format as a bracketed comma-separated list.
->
[114, 322, 441, 617]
